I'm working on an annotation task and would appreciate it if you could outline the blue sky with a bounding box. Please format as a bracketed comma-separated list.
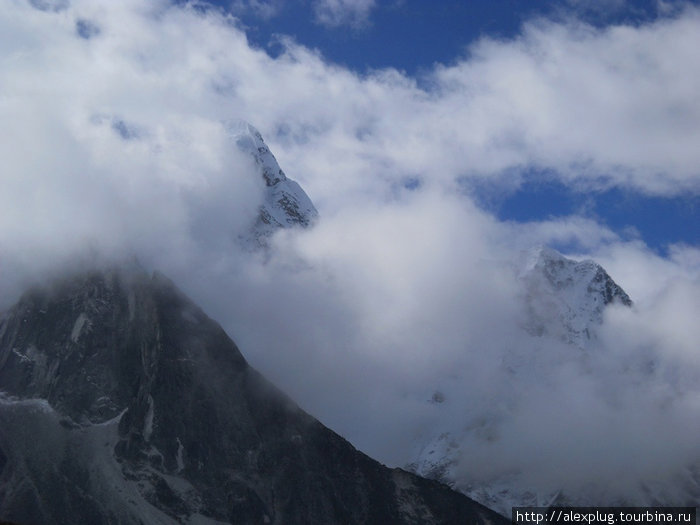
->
[224, 0, 682, 74]
[204, 0, 699, 254]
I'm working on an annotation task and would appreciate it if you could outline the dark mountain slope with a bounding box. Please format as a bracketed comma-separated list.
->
[0, 266, 506, 525]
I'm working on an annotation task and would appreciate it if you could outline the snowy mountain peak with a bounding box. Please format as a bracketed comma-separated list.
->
[226, 120, 319, 247]
[227, 120, 285, 187]
[517, 246, 631, 347]
[519, 245, 567, 274]
[409, 247, 636, 516]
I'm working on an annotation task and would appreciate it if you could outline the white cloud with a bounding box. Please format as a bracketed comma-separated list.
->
[590, 241, 700, 303]
[230, 0, 281, 20]
[216, 5, 700, 201]
[0, 0, 698, 507]
[312, 0, 376, 28]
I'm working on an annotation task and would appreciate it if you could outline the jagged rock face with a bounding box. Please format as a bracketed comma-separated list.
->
[0, 267, 506, 525]
[228, 121, 319, 248]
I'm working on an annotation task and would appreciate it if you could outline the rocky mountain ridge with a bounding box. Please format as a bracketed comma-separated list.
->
[0, 265, 506, 525]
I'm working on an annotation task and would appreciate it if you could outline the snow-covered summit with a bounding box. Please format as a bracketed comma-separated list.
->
[517, 245, 631, 347]
[226, 120, 318, 247]
[408, 246, 635, 516]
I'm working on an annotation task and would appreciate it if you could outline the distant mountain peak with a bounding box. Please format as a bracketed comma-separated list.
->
[227, 120, 281, 187]
[226, 120, 319, 248]
[408, 246, 636, 516]
[517, 246, 632, 347]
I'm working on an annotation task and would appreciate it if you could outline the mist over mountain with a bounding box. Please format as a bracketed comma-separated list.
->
[1, 2, 699, 520]
[408, 247, 699, 515]
[1, 123, 697, 523]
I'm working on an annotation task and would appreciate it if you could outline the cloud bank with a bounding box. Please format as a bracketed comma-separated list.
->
[0, 0, 699, 505]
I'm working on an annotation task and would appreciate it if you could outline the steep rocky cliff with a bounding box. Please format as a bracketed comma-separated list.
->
[0, 265, 506, 525]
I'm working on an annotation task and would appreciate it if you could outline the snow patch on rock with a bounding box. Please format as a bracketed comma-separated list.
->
[176, 437, 185, 473]
[143, 394, 154, 442]
[70, 313, 90, 343]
